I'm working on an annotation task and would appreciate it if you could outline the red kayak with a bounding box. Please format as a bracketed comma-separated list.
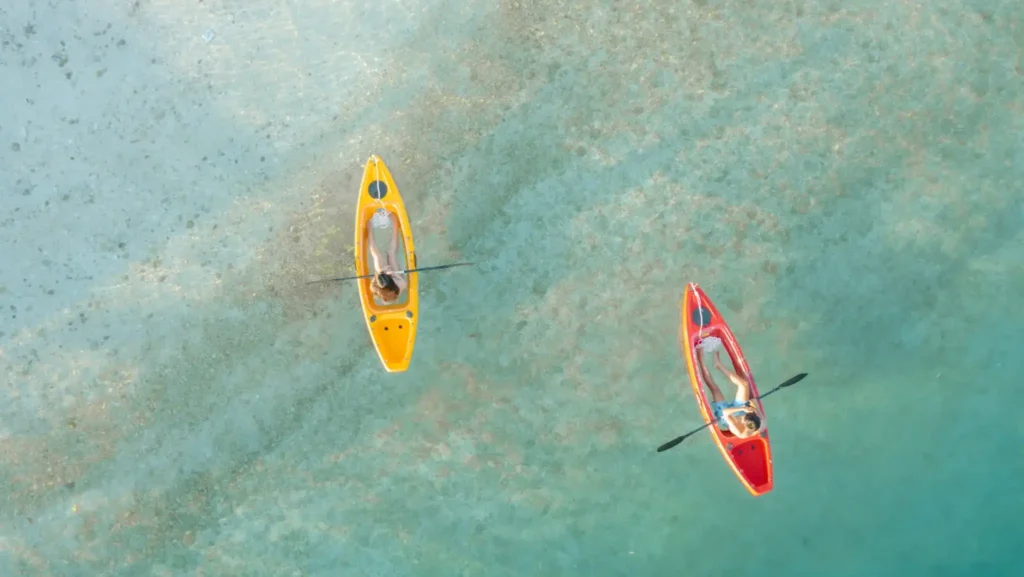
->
[680, 283, 773, 496]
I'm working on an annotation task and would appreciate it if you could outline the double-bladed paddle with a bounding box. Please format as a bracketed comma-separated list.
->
[306, 262, 474, 284]
[655, 372, 808, 453]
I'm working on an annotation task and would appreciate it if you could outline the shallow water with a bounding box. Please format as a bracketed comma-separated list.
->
[1, 0, 1022, 575]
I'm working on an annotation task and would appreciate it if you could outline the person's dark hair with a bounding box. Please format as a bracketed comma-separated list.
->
[371, 273, 400, 303]
[743, 411, 761, 432]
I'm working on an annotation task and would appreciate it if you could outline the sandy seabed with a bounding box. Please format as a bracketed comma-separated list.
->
[2, 0, 1022, 575]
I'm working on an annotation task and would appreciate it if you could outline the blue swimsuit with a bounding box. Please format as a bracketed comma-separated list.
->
[711, 400, 751, 429]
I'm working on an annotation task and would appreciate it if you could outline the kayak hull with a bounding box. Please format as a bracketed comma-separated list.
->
[354, 155, 419, 373]
[681, 283, 773, 496]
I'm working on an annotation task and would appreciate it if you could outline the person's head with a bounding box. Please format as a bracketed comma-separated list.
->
[742, 411, 762, 433]
[371, 272, 401, 303]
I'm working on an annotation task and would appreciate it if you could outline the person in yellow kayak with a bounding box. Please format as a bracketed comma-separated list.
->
[698, 342, 763, 438]
[366, 209, 407, 303]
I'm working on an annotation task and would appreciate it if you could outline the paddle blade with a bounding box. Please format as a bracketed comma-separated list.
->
[778, 372, 808, 388]
[755, 372, 809, 401]
[657, 435, 688, 453]
[656, 422, 710, 452]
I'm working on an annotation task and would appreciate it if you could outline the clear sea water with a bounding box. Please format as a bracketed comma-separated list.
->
[1, 0, 1022, 575]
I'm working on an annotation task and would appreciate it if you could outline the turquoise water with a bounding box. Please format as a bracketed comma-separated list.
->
[1, 0, 1022, 575]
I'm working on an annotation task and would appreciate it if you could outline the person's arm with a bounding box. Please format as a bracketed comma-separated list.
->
[748, 402, 763, 420]
[721, 407, 753, 438]
[724, 414, 750, 438]
[393, 268, 408, 292]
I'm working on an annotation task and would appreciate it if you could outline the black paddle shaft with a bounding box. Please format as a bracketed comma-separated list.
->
[307, 262, 474, 284]
[655, 372, 808, 453]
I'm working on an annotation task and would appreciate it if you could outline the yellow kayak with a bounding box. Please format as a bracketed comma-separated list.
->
[353, 155, 419, 373]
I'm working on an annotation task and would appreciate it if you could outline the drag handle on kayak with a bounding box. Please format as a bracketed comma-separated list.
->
[306, 262, 475, 284]
[655, 372, 809, 453]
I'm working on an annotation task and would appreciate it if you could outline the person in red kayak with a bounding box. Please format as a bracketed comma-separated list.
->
[699, 343, 763, 438]
[366, 209, 407, 304]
